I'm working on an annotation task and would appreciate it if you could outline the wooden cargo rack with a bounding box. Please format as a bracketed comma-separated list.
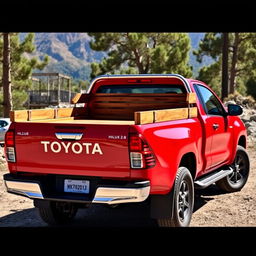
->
[10, 92, 197, 124]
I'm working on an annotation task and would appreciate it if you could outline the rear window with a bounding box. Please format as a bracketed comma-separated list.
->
[96, 84, 186, 94]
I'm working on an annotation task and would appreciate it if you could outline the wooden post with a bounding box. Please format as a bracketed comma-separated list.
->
[68, 78, 71, 103]
[39, 79, 42, 104]
[47, 76, 50, 104]
[57, 74, 61, 105]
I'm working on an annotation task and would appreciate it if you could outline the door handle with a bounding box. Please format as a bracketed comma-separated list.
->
[55, 132, 83, 140]
[212, 123, 219, 130]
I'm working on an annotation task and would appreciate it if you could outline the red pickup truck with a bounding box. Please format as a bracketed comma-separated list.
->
[3, 74, 250, 227]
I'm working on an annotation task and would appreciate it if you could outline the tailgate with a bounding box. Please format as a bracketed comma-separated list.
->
[14, 122, 131, 178]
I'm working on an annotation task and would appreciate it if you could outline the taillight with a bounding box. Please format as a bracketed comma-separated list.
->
[5, 130, 14, 147]
[129, 135, 142, 151]
[5, 130, 16, 162]
[129, 133, 156, 169]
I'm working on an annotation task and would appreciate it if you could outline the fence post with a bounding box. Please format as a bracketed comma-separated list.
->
[57, 74, 61, 105]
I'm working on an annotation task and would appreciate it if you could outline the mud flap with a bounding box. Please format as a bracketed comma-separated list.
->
[34, 199, 51, 208]
[150, 189, 174, 219]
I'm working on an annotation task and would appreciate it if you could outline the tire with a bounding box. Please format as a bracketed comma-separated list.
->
[216, 145, 250, 193]
[37, 201, 78, 226]
[158, 167, 194, 227]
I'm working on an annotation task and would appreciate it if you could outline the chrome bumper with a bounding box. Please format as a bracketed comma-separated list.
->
[4, 180, 44, 199]
[4, 177, 150, 205]
[93, 181, 150, 204]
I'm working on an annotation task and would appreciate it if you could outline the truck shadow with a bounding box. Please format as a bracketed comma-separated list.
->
[193, 184, 227, 213]
[73, 203, 159, 227]
[0, 208, 47, 227]
[0, 185, 226, 227]
[0, 203, 158, 228]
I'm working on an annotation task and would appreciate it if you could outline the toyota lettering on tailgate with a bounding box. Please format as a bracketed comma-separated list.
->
[40, 141, 103, 155]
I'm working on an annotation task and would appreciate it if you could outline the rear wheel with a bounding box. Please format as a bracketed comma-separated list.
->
[158, 166, 194, 227]
[37, 201, 78, 226]
[216, 146, 250, 192]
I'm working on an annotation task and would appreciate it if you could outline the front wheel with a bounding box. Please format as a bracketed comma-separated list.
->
[158, 166, 194, 227]
[216, 145, 250, 193]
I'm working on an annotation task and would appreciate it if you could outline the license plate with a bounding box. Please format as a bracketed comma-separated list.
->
[64, 179, 90, 194]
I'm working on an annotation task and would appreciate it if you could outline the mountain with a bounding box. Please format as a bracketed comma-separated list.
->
[189, 33, 214, 77]
[21, 33, 212, 81]
[21, 33, 105, 81]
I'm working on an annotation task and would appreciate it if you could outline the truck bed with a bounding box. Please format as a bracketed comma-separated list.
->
[10, 92, 198, 125]
[8, 92, 198, 179]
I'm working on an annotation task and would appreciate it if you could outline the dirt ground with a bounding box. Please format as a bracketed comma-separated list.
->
[0, 145, 255, 227]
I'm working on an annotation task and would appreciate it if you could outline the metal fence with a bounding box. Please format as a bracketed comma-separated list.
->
[28, 90, 76, 105]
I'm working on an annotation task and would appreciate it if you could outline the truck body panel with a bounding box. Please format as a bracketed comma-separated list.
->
[4, 74, 247, 200]
[13, 122, 131, 178]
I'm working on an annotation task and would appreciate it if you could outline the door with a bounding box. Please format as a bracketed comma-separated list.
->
[194, 84, 232, 169]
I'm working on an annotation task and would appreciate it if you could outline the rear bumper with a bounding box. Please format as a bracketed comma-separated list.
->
[3, 174, 150, 205]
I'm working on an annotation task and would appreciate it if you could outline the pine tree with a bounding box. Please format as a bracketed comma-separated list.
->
[2, 33, 12, 117]
[0, 33, 49, 116]
[193, 33, 256, 97]
[88, 33, 192, 79]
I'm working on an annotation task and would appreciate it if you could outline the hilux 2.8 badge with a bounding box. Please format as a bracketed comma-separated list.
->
[40, 141, 103, 155]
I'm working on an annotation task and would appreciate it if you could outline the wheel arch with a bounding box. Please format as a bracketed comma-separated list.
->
[150, 151, 197, 220]
[238, 135, 246, 149]
[179, 152, 197, 180]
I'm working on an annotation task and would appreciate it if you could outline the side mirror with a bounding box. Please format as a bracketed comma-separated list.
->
[227, 104, 243, 116]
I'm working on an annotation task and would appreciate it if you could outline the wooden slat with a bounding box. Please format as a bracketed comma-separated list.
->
[10, 110, 29, 122]
[90, 108, 129, 114]
[71, 93, 82, 104]
[154, 108, 189, 123]
[134, 110, 154, 125]
[57, 108, 74, 118]
[94, 93, 186, 97]
[134, 107, 197, 124]
[55, 107, 86, 118]
[186, 92, 197, 104]
[92, 96, 186, 103]
[73, 92, 194, 105]
[91, 102, 187, 109]
[71, 93, 89, 104]
[30, 109, 55, 120]
[188, 107, 198, 118]
[10, 107, 86, 122]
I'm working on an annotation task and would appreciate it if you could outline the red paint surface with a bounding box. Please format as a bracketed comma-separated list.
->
[6, 76, 247, 195]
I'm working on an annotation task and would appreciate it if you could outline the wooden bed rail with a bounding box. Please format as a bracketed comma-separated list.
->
[71, 92, 197, 104]
[134, 107, 198, 125]
[10, 92, 197, 123]
[10, 107, 85, 122]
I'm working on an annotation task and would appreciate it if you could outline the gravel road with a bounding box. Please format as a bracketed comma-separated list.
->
[0, 146, 255, 227]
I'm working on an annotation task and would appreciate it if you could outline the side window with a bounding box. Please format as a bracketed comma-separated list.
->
[0, 121, 8, 128]
[195, 84, 224, 116]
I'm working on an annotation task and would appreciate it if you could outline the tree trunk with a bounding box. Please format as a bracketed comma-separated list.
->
[133, 48, 145, 74]
[221, 33, 229, 101]
[2, 33, 13, 118]
[229, 33, 239, 94]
